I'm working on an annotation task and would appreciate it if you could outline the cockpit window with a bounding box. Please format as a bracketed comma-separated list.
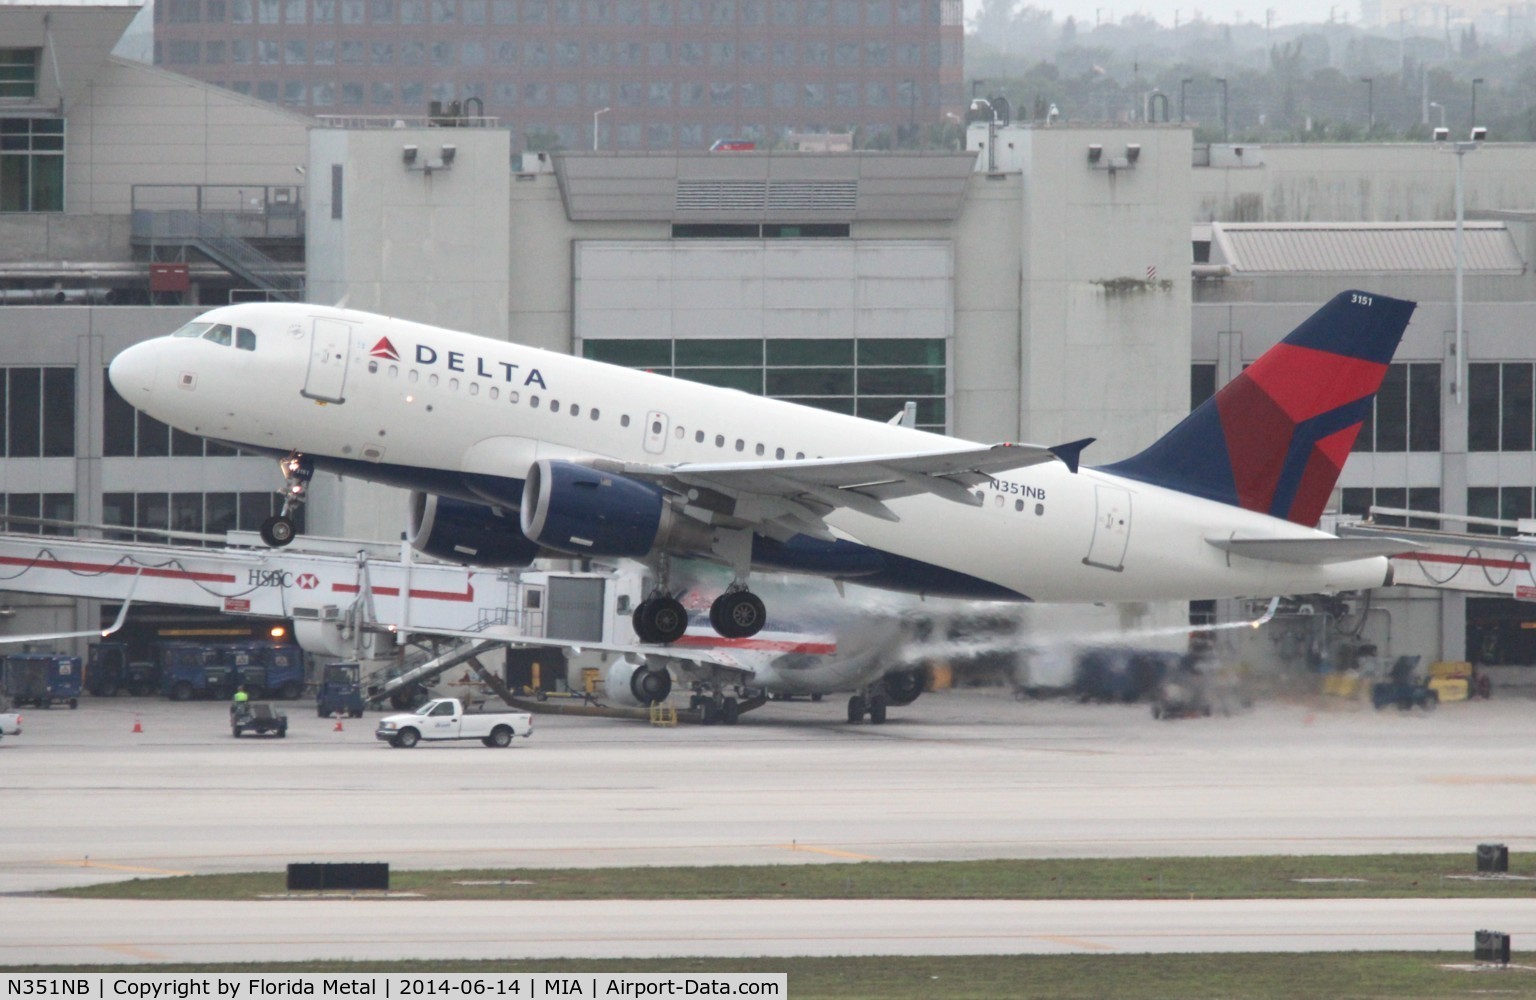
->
[171, 321, 215, 339]
[236, 327, 256, 351]
[201, 324, 233, 346]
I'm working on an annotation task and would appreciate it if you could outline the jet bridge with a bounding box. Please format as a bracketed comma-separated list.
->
[1335, 508, 1536, 599]
[0, 528, 643, 692]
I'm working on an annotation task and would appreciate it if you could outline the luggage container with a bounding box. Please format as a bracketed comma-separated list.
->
[3, 653, 83, 709]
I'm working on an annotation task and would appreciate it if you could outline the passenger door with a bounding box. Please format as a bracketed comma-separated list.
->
[302, 318, 353, 403]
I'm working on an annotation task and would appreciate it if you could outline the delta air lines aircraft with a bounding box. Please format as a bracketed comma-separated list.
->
[108, 289, 1416, 645]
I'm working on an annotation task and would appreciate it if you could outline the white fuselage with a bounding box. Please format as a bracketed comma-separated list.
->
[109, 303, 1391, 603]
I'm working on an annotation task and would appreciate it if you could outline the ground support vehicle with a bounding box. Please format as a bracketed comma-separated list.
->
[220, 642, 305, 700]
[3, 654, 82, 709]
[0, 709, 21, 740]
[231, 702, 288, 737]
[375, 697, 531, 748]
[86, 642, 160, 696]
[1371, 655, 1438, 712]
[317, 662, 365, 718]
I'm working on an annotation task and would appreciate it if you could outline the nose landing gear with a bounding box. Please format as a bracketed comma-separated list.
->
[259, 452, 313, 548]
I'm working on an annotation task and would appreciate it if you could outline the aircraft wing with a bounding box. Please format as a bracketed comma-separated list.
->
[0, 591, 136, 646]
[613, 439, 1092, 532]
[1207, 535, 1423, 565]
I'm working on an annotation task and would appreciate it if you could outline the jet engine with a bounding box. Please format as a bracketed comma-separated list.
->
[604, 659, 673, 707]
[880, 666, 929, 707]
[520, 459, 712, 558]
[406, 492, 540, 568]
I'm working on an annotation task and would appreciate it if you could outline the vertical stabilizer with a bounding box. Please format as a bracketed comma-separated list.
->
[1101, 290, 1416, 527]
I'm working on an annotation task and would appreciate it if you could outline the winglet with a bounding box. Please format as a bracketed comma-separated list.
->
[1049, 438, 1095, 474]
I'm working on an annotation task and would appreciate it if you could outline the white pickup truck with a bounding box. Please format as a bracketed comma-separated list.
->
[375, 697, 532, 748]
[0, 710, 22, 741]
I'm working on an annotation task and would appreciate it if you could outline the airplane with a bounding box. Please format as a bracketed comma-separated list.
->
[107, 289, 1418, 646]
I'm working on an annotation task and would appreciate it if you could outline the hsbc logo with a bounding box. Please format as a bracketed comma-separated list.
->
[248, 570, 322, 589]
[295, 573, 320, 590]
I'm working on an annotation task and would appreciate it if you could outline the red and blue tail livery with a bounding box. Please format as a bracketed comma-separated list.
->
[1103, 290, 1416, 527]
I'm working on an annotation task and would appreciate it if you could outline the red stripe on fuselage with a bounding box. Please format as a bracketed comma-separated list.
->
[674, 634, 838, 654]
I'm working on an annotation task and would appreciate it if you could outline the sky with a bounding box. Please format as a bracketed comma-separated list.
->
[964, 0, 1367, 33]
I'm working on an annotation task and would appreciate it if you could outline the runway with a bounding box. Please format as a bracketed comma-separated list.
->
[3, 690, 1532, 963]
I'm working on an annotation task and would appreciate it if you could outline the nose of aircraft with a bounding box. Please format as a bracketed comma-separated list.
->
[108, 340, 161, 401]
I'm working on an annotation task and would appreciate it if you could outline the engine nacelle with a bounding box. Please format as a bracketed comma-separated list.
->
[406, 492, 540, 568]
[521, 459, 711, 558]
[880, 666, 929, 707]
[604, 659, 673, 707]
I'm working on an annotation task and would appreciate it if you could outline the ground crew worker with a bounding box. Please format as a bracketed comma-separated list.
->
[232, 685, 249, 704]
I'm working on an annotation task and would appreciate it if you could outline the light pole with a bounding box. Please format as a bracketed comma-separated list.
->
[592, 106, 611, 151]
[970, 98, 998, 172]
[1429, 101, 1445, 128]
[1361, 77, 1373, 132]
[1180, 78, 1192, 122]
[1216, 77, 1228, 141]
[1437, 127, 1486, 404]
[1470, 77, 1484, 131]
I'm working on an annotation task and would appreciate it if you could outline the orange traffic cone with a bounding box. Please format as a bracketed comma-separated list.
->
[333, 714, 344, 732]
[132, 718, 143, 734]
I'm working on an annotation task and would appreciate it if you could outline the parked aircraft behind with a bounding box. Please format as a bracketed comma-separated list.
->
[108, 290, 1417, 643]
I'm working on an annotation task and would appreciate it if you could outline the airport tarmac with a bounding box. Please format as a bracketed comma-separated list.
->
[3, 688, 1533, 963]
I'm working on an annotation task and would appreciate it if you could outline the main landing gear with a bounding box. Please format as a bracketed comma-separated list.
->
[846, 690, 889, 725]
[631, 588, 768, 643]
[259, 452, 313, 548]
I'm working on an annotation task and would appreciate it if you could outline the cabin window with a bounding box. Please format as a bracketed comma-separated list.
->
[796, 452, 805, 459]
[735, 439, 745, 451]
[530, 395, 540, 408]
[509, 390, 520, 403]
[715, 434, 724, 447]
[489, 386, 499, 399]
[408, 370, 419, 382]
[620, 414, 630, 427]
[236, 328, 256, 350]
[590, 408, 600, 420]
[469, 382, 479, 396]
[367, 361, 378, 373]
[448, 378, 459, 391]
[1015, 499, 1024, 511]
[675, 426, 685, 438]
[428, 374, 439, 387]
[550, 400, 560, 412]
[755, 443, 765, 456]
[389, 365, 399, 377]
[570, 403, 580, 416]
[775, 447, 784, 459]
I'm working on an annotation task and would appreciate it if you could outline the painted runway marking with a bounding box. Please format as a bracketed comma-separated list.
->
[53, 860, 192, 875]
[780, 844, 880, 860]
[1034, 935, 1117, 951]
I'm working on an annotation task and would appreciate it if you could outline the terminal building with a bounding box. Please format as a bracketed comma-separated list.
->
[4, 2, 1536, 679]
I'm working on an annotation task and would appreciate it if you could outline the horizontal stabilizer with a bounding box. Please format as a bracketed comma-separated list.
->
[1207, 535, 1422, 565]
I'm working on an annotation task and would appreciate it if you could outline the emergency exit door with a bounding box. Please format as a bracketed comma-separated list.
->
[302, 318, 353, 403]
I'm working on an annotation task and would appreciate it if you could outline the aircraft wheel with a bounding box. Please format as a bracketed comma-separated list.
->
[647, 597, 688, 644]
[720, 697, 740, 725]
[847, 694, 867, 724]
[711, 590, 766, 639]
[259, 515, 296, 548]
[632, 604, 658, 644]
[699, 701, 719, 726]
[868, 700, 887, 725]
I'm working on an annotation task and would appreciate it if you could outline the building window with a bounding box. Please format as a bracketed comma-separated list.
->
[2, 493, 74, 535]
[1340, 486, 1440, 530]
[1, 367, 74, 457]
[582, 337, 948, 432]
[1356, 362, 1441, 452]
[1467, 486, 1534, 536]
[0, 118, 64, 212]
[0, 49, 39, 99]
[1190, 363, 1216, 410]
[1469, 362, 1534, 452]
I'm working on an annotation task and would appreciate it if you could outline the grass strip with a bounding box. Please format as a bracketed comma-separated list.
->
[53, 853, 1536, 901]
[4, 954, 1534, 998]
